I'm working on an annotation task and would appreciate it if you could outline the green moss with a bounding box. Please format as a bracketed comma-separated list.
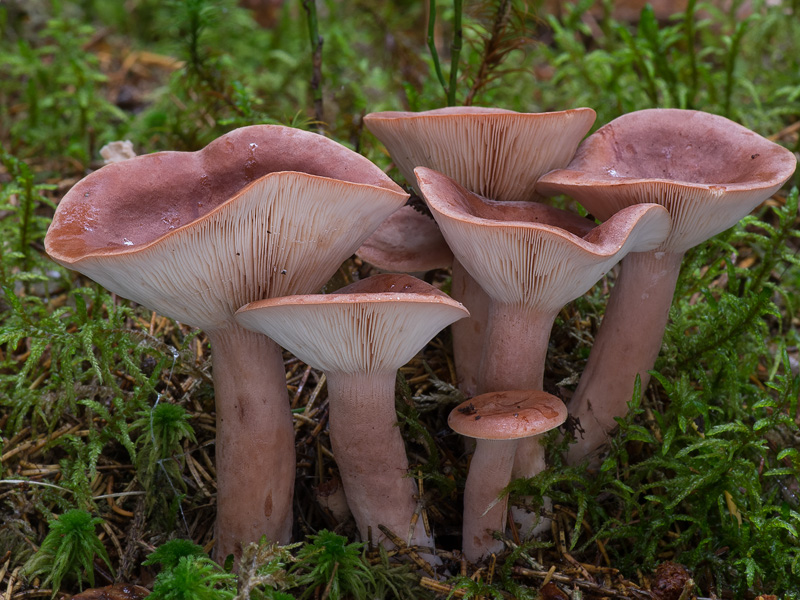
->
[23, 509, 112, 595]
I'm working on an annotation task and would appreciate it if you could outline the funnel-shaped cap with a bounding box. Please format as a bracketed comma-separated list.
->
[364, 107, 596, 202]
[46, 125, 408, 332]
[235, 273, 469, 374]
[416, 167, 671, 313]
[537, 109, 797, 253]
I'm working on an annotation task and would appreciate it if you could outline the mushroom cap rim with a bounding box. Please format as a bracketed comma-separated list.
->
[364, 106, 596, 122]
[236, 289, 470, 316]
[538, 169, 794, 195]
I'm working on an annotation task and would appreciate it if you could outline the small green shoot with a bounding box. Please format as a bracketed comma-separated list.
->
[292, 530, 374, 600]
[148, 555, 236, 600]
[131, 400, 197, 526]
[23, 509, 113, 596]
[143, 538, 206, 570]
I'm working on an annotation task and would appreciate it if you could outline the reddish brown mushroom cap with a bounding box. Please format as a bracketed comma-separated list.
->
[449, 390, 567, 440]
[234, 273, 469, 373]
[45, 126, 409, 331]
[364, 106, 597, 202]
[537, 109, 797, 252]
[47, 125, 402, 260]
[415, 167, 671, 313]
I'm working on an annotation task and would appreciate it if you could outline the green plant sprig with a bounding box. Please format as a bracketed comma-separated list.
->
[291, 530, 374, 600]
[427, 0, 464, 106]
[23, 509, 113, 596]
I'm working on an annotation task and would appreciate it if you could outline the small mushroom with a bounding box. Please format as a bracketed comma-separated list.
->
[363, 106, 597, 397]
[45, 125, 408, 562]
[537, 109, 798, 465]
[448, 390, 567, 561]
[235, 273, 469, 555]
[70, 584, 150, 600]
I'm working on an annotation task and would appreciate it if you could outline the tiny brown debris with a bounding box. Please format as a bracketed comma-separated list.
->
[561, 414, 585, 440]
[315, 476, 351, 524]
[539, 582, 569, 600]
[70, 584, 150, 599]
[458, 403, 477, 415]
[650, 561, 692, 600]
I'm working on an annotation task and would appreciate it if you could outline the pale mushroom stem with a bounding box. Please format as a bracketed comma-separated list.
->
[478, 302, 554, 394]
[566, 250, 685, 465]
[462, 438, 517, 562]
[451, 260, 491, 398]
[207, 324, 296, 562]
[325, 372, 434, 551]
[478, 302, 557, 534]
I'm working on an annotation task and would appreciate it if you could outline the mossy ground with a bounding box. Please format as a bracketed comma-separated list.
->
[1, 0, 800, 598]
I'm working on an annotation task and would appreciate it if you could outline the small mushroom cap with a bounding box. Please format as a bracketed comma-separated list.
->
[537, 109, 797, 253]
[356, 205, 454, 272]
[416, 167, 671, 313]
[448, 390, 567, 440]
[364, 106, 596, 202]
[45, 126, 408, 332]
[235, 273, 469, 374]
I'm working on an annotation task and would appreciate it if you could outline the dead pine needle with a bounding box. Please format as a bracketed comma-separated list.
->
[377, 525, 436, 578]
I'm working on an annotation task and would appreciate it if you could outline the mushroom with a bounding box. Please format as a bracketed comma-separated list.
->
[234, 273, 469, 555]
[448, 390, 567, 561]
[356, 204, 453, 274]
[416, 166, 671, 531]
[364, 107, 596, 203]
[44, 125, 408, 562]
[536, 109, 798, 465]
[363, 106, 597, 397]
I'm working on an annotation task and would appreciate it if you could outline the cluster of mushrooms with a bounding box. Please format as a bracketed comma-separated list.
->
[44, 107, 797, 566]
